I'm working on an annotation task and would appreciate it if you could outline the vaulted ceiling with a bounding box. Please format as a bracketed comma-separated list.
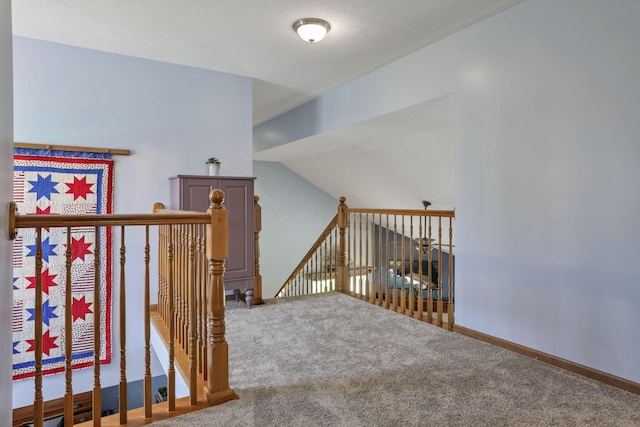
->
[11, 0, 521, 125]
[11, 0, 522, 209]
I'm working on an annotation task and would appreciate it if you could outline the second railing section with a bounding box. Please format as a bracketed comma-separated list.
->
[277, 197, 455, 329]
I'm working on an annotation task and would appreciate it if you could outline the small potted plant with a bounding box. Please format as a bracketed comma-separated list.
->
[206, 157, 221, 176]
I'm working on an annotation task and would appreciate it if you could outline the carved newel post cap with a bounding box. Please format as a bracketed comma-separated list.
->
[339, 196, 346, 205]
[254, 195, 260, 203]
[209, 189, 225, 207]
[152, 202, 165, 213]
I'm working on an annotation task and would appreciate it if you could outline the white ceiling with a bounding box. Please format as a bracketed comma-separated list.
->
[11, 0, 521, 210]
[11, 0, 522, 125]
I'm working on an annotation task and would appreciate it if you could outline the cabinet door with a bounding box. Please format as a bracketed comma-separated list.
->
[169, 176, 254, 289]
[218, 179, 254, 281]
[170, 177, 219, 211]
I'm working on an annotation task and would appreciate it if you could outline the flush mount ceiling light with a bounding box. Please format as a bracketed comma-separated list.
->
[293, 18, 331, 43]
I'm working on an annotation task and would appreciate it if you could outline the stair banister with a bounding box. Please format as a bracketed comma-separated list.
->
[204, 190, 238, 404]
[336, 196, 349, 293]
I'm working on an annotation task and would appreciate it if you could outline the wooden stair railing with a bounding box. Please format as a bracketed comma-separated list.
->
[276, 196, 456, 329]
[9, 189, 236, 427]
[275, 214, 339, 298]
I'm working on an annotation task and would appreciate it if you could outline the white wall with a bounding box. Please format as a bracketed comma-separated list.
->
[254, 161, 337, 298]
[0, 0, 13, 418]
[12, 36, 253, 407]
[255, 0, 640, 383]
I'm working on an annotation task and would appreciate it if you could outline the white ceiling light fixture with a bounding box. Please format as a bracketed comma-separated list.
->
[293, 18, 331, 43]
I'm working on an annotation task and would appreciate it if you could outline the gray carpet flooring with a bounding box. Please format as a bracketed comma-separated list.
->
[153, 292, 640, 426]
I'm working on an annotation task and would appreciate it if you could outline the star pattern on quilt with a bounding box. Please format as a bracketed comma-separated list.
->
[72, 296, 93, 322]
[26, 330, 60, 356]
[27, 174, 60, 201]
[12, 150, 114, 380]
[25, 237, 58, 263]
[25, 269, 58, 294]
[26, 299, 59, 327]
[65, 176, 95, 201]
[71, 236, 93, 261]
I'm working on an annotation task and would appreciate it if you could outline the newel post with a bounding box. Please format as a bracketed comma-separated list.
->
[336, 196, 349, 293]
[253, 195, 264, 305]
[204, 190, 238, 405]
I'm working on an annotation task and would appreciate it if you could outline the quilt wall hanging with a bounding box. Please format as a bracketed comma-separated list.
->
[12, 148, 114, 380]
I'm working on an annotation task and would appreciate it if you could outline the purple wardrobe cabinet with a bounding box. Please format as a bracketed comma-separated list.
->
[169, 175, 255, 291]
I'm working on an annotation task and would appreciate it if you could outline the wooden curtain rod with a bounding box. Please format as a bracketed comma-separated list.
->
[14, 142, 131, 156]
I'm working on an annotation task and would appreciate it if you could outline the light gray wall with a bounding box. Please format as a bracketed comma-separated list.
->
[12, 36, 253, 407]
[255, 0, 640, 384]
[254, 161, 337, 298]
[0, 0, 13, 418]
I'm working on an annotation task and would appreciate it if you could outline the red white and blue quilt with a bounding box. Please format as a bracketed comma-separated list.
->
[12, 148, 113, 380]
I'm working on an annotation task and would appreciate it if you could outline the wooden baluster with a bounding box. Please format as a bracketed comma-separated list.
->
[204, 190, 237, 404]
[377, 214, 383, 307]
[119, 226, 128, 425]
[366, 214, 372, 304]
[300, 264, 304, 296]
[427, 216, 433, 323]
[348, 212, 352, 294]
[199, 224, 208, 380]
[167, 225, 176, 411]
[392, 215, 398, 312]
[448, 218, 454, 330]
[188, 224, 198, 404]
[163, 225, 168, 323]
[183, 225, 189, 348]
[163, 225, 168, 322]
[196, 224, 205, 376]
[34, 227, 44, 427]
[150, 201, 164, 392]
[437, 217, 443, 327]
[408, 216, 414, 317]
[175, 226, 182, 349]
[319, 242, 324, 292]
[328, 231, 333, 291]
[419, 216, 428, 321]
[92, 226, 102, 426]
[179, 226, 185, 349]
[158, 225, 165, 322]
[358, 213, 363, 299]
[351, 213, 356, 295]
[415, 216, 424, 321]
[182, 225, 188, 349]
[399, 215, 405, 312]
[309, 256, 313, 294]
[253, 196, 264, 305]
[144, 225, 152, 418]
[311, 250, 316, 294]
[382, 215, 388, 309]
[64, 227, 73, 426]
[158, 225, 169, 325]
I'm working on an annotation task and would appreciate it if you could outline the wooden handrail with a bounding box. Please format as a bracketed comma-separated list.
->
[8, 202, 210, 238]
[346, 207, 455, 217]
